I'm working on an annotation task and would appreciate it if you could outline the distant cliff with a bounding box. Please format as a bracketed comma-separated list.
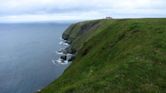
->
[40, 18, 166, 93]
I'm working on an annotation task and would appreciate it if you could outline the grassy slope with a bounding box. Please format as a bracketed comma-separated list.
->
[40, 18, 166, 93]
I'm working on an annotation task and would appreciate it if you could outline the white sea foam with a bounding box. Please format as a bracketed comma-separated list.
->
[56, 58, 62, 63]
[64, 60, 69, 64]
[59, 41, 64, 45]
[37, 89, 41, 92]
[63, 43, 69, 46]
[55, 58, 69, 65]
[51, 59, 56, 65]
[59, 41, 69, 46]
[54, 39, 71, 65]
[56, 51, 64, 55]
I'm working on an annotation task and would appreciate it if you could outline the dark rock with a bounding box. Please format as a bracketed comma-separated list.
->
[63, 50, 68, 54]
[58, 49, 67, 54]
[61, 60, 65, 63]
[65, 47, 77, 54]
[65, 46, 71, 53]
[68, 55, 76, 62]
[60, 55, 67, 60]
[70, 48, 77, 54]
[62, 34, 69, 40]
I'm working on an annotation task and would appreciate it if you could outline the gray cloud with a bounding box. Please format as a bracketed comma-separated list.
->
[0, 0, 165, 22]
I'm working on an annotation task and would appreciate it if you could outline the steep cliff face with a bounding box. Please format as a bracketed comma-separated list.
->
[62, 20, 102, 51]
[40, 18, 166, 93]
[62, 20, 100, 41]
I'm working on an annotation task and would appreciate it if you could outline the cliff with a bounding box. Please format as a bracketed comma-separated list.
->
[40, 18, 166, 93]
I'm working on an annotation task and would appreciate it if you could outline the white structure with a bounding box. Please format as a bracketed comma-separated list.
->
[106, 17, 112, 19]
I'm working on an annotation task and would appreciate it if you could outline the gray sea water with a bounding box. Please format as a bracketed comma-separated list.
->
[0, 23, 69, 93]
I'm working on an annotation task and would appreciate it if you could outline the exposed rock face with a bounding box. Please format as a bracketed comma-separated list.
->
[65, 47, 76, 54]
[62, 20, 101, 59]
[68, 55, 76, 62]
[62, 20, 100, 42]
[62, 34, 69, 40]
[60, 55, 67, 60]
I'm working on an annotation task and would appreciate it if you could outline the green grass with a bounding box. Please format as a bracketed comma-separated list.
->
[40, 18, 166, 93]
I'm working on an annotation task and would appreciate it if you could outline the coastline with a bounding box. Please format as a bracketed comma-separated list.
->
[39, 18, 166, 93]
[54, 38, 76, 65]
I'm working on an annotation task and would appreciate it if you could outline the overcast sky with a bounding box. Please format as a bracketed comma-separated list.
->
[0, 0, 165, 23]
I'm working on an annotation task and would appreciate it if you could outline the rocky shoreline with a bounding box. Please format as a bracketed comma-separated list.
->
[55, 38, 76, 64]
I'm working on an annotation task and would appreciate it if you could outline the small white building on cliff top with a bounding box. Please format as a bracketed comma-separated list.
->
[106, 17, 112, 19]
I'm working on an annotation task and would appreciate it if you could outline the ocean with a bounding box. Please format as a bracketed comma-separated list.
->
[0, 23, 70, 93]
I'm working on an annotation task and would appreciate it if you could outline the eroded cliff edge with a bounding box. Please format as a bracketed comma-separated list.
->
[40, 18, 166, 93]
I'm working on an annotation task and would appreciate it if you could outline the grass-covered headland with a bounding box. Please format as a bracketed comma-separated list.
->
[40, 18, 166, 93]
